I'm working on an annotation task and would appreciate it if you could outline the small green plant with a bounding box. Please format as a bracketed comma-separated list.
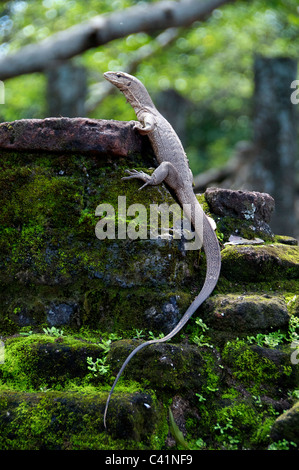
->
[134, 329, 146, 339]
[192, 334, 212, 348]
[247, 331, 286, 348]
[97, 333, 122, 354]
[98, 339, 112, 354]
[87, 356, 110, 377]
[214, 419, 234, 435]
[214, 419, 240, 450]
[216, 231, 224, 244]
[268, 439, 297, 450]
[195, 393, 206, 403]
[107, 333, 122, 341]
[43, 326, 64, 337]
[40, 385, 51, 392]
[194, 438, 206, 450]
[289, 315, 299, 341]
[252, 395, 264, 408]
[195, 317, 209, 331]
[191, 317, 212, 348]
[148, 331, 165, 340]
[247, 315, 299, 348]
[206, 385, 219, 393]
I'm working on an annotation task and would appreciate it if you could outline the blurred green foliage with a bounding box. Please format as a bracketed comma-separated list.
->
[0, 0, 298, 173]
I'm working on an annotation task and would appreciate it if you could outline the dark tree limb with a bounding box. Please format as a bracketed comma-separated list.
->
[0, 0, 234, 80]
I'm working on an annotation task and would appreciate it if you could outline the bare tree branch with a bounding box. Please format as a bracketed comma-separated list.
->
[0, 0, 235, 81]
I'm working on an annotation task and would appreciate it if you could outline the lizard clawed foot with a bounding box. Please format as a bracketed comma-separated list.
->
[122, 169, 152, 189]
[138, 181, 150, 190]
[130, 121, 144, 132]
[122, 169, 144, 179]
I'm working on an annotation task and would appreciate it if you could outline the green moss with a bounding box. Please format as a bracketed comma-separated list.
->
[221, 244, 299, 282]
[1, 147, 298, 450]
[0, 163, 195, 330]
[0, 334, 106, 391]
[222, 339, 292, 394]
[274, 235, 298, 246]
[82, 284, 193, 334]
[184, 383, 279, 450]
[0, 154, 202, 334]
[0, 389, 166, 450]
[213, 401, 276, 449]
[217, 216, 273, 243]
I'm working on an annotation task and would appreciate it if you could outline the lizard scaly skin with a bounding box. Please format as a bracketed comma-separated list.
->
[103, 71, 221, 428]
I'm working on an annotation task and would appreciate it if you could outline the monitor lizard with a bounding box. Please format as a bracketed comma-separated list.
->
[102, 71, 221, 428]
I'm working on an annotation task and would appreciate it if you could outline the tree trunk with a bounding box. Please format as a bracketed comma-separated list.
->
[249, 56, 297, 237]
[155, 89, 191, 146]
[46, 62, 87, 117]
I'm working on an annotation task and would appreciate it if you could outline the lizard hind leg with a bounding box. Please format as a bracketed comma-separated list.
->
[122, 162, 183, 191]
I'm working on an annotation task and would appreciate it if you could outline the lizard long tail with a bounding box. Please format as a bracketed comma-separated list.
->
[103, 213, 221, 428]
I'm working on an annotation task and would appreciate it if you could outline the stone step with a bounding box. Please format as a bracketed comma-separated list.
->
[0, 334, 106, 390]
[270, 401, 299, 447]
[0, 389, 164, 450]
[1, 330, 297, 450]
[221, 243, 299, 282]
[107, 339, 222, 393]
[201, 293, 290, 340]
[0, 334, 222, 394]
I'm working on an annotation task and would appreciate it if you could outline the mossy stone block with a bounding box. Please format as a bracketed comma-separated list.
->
[221, 244, 299, 282]
[0, 334, 104, 390]
[270, 401, 299, 446]
[107, 340, 222, 394]
[0, 389, 165, 449]
[201, 293, 290, 336]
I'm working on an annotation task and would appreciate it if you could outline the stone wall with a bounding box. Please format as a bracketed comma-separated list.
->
[0, 118, 298, 450]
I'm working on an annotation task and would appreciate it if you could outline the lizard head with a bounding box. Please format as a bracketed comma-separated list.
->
[103, 71, 155, 110]
[103, 71, 134, 91]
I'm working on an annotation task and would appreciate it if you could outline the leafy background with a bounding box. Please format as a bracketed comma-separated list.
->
[0, 0, 298, 175]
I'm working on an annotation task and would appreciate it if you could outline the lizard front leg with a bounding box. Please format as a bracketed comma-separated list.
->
[122, 161, 184, 191]
[131, 112, 155, 135]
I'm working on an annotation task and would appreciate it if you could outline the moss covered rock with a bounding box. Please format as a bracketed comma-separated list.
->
[201, 293, 290, 340]
[221, 244, 299, 282]
[107, 340, 222, 394]
[1, 118, 299, 450]
[270, 401, 299, 446]
[0, 334, 105, 390]
[0, 147, 202, 335]
[205, 187, 275, 242]
[0, 389, 165, 449]
[222, 339, 295, 397]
